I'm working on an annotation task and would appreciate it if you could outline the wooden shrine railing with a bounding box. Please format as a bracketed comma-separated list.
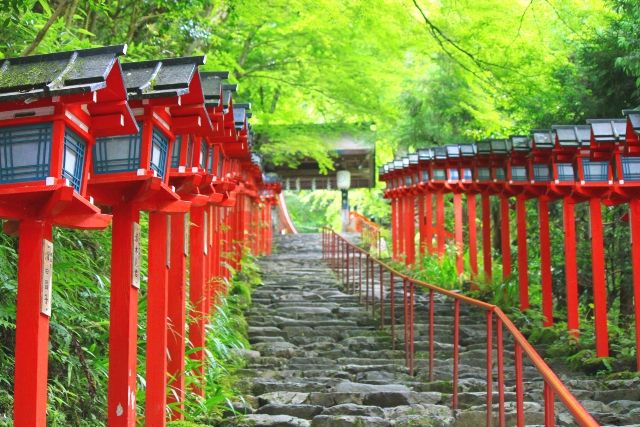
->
[322, 227, 599, 427]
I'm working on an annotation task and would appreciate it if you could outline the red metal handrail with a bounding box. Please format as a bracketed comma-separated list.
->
[322, 227, 599, 427]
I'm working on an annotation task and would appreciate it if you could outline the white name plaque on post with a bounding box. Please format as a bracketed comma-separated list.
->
[132, 222, 141, 289]
[40, 239, 53, 316]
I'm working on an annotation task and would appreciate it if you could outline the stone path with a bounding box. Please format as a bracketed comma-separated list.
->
[221, 234, 640, 426]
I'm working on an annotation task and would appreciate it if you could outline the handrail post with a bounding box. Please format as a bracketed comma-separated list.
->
[486, 310, 493, 427]
[429, 289, 435, 382]
[379, 263, 384, 328]
[390, 273, 396, 350]
[497, 317, 505, 427]
[515, 343, 524, 427]
[452, 299, 460, 410]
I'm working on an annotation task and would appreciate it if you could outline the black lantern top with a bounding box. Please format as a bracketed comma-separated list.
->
[445, 144, 461, 158]
[408, 153, 419, 165]
[393, 159, 403, 170]
[510, 135, 531, 152]
[402, 157, 410, 169]
[122, 56, 206, 100]
[418, 148, 434, 161]
[490, 139, 512, 154]
[0, 45, 128, 102]
[587, 119, 626, 144]
[476, 140, 492, 155]
[552, 125, 591, 147]
[531, 130, 554, 150]
[200, 71, 229, 107]
[222, 84, 237, 112]
[233, 103, 251, 132]
[460, 144, 477, 157]
[433, 146, 447, 160]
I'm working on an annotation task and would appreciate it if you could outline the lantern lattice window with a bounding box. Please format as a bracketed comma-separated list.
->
[185, 136, 193, 168]
[557, 163, 575, 181]
[150, 128, 169, 179]
[463, 168, 472, 180]
[533, 164, 551, 181]
[448, 168, 459, 181]
[94, 128, 142, 174]
[582, 159, 609, 182]
[622, 157, 640, 181]
[433, 169, 446, 180]
[62, 129, 85, 192]
[171, 135, 182, 168]
[511, 166, 527, 182]
[495, 168, 506, 181]
[0, 123, 52, 184]
[421, 170, 429, 182]
[478, 167, 491, 181]
[199, 143, 207, 169]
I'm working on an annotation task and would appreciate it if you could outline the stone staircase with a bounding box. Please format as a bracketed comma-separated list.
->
[221, 234, 640, 426]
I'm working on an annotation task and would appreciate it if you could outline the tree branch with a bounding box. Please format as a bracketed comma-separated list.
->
[22, 0, 70, 56]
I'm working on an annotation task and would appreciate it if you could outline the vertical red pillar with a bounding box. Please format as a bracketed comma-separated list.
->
[467, 194, 478, 277]
[188, 206, 206, 396]
[436, 192, 445, 258]
[453, 193, 464, 275]
[424, 193, 433, 255]
[589, 197, 609, 358]
[390, 199, 396, 259]
[563, 198, 579, 336]
[167, 212, 186, 419]
[404, 195, 415, 265]
[539, 197, 553, 326]
[107, 204, 140, 427]
[629, 199, 640, 370]
[500, 195, 511, 279]
[417, 194, 425, 257]
[145, 212, 170, 426]
[481, 193, 492, 281]
[13, 219, 53, 427]
[398, 196, 405, 261]
[516, 195, 529, 310]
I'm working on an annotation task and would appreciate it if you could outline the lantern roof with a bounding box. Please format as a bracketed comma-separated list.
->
[418, 148, 434, 160]
[445, 144, 461, 158]
[531, 130, 554, 149]
[121, 56, 206, 100]
[624, 109, 640, 134]
[490, 138, 511, 154]
[460, 143, 477, 157]
[402, 157, 410, 168]
[433, 146, 447, 160]
[385, 162, 393, 173]
[586, 118, 626, 143]
[233, 106, 247, 131]
[408, 153, 419, 165]
[0, 45, 128, 102]
[200, 71, 229, 107]
[393, 159, 403, 170]
[510, 135, 531, 152]
[222, 83, 237, 109]
[552, 124, 591, 147]
[477, 140, 492, 155]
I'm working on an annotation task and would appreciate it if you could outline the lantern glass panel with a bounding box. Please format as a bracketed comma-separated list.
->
[150, 127, 169, 179]
[510, 166, 527, 182]
[207, 148, 215, 173]
[582, 159, 609, 182]
[621, 156, 640, 181]
[185, 136, 193, 168]
[463, 168, 472, 180]
[199, 142, 207, 169]
[533, 164, 550, 181]
[478, 167, 491, 181]
[556, 163, 575, 182]
[62, 128, 85, 192]
[495, 168, 506, 181]
[404, 176, 411, 186]
[94, 124, 141, 174]
[171, 135, 181, 168]
[0, 123, 52, 184]
[448, 168, 459, 181]
[217, 152, 224, 177]
[421, 170, 429, 182]
[433, 169, 446, 180]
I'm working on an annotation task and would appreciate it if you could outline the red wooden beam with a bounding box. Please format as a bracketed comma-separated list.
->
[13, 219, 53, 427]
[516, 194, 529, 310]
[500, 196, 511, 279]
[468, 194, 478, 277]
[630, 198, 640, 371]
[538, 197, 554, 326]
[188, 206, 206, 396]
[424, 193, 433, 255]
[145, 212, 170, 425]
[107, 204, 140, 426]
[563, 198, 580, 337]
[589, 198, 609, 358]
[453, 193, 464, 275]
[436, 192, 445, 258]
[482, 193, 492, 281]
[404, 195, 415, 265]
[167, 212, 187, 420]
